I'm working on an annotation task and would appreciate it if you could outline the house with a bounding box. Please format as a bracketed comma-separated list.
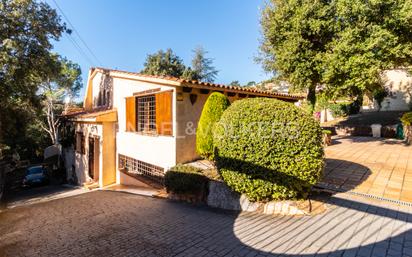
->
[362, 69, 412, 111]
[63, 67, 303, 189]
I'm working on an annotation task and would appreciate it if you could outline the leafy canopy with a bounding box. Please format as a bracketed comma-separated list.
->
[260, 0, 412, 105]
[0, 0, 68, 158]
[189, 46, 218, 82]
[140, 48, 186, 78]
[39, 55, 82, 144]
[141, 47, 218, 82]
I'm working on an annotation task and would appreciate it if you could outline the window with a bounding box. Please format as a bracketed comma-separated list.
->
[75, 132, 85, 154]
[137, 94, 156, 133]
[118, 154, 164, 185]
[125, 90, 173, 136]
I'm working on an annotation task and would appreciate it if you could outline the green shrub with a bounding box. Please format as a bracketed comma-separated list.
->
[213, 98, 324, 202]
[329, 103, 348, 117]
[322, 129, 332, 135]
[165, 164, 209, 195]
[196, 92, 230, 159]
[373, 88, 388, 110]
[328, 98, 361, 118]
[401, 112, 412, 126]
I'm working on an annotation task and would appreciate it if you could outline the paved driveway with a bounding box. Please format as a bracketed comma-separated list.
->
[320, 136, 412, 203]
[1, 191, 412, 257]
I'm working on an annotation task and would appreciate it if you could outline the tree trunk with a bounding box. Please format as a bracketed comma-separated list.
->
[307, 85, 317, 114]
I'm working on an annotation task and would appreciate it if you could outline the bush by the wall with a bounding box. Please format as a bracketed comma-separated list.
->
[165, 164, 209, 195]
[196, 92, 230, 160]
[213, 98, 324, 202]
[401, 112, 412, 126]
[329, 100, 361, 118]
[328, 103, 348, 117]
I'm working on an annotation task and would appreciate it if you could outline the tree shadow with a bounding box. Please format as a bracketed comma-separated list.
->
[214, 156, 371, 200]
[0, 189, 411, 257]
[1, 155, 410, 257]
[331, 135, 409, 146]
[317, 158, 372, 193]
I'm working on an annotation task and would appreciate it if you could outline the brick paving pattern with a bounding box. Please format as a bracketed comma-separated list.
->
[1, 191, 412, 257]
[320, 136, 412, 203]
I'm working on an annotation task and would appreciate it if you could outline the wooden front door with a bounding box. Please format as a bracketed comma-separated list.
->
[88, 137, 100, 181]
[88, 137, 95, 179]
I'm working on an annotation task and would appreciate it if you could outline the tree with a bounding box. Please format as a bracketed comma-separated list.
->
[181, 67, 200, 81]
[190, 46, 218, 82]
[321, 0, 412, 99]
[38, 56, 82, 145]
[0, 0, 67, 158]
[229, 81, 241, 87]
[259, 0, 412, 111]
[140, 49, 186, 77]
[246, 81, 256, 87]
[259, 0, 335, 111]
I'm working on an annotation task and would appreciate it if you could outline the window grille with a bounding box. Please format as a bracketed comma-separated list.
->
[118, 154, 164, 185]
[137, 95, 156, 133]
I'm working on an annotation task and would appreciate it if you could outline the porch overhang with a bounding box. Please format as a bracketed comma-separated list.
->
[65, 109, 118, 123]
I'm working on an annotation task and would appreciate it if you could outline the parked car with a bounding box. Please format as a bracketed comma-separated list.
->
[23, 166, 49, 187]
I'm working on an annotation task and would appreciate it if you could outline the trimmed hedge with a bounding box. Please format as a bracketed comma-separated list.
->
[213, 98, 324, 202]
[196, 92, 230, 160]
[165, 164, 209, 195]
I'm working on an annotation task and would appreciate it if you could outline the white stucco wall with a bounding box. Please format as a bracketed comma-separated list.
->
[91, 72, 103, 105]
[362, 69, 412, 111]
[175, 89, 239, 164]
[381, 69, 412, 111]
[113, 77, 177, 172]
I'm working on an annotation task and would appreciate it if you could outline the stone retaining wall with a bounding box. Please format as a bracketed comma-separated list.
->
[206, 181, 321, 215]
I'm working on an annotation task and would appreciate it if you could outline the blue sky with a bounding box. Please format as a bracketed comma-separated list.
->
[47, 0, 271, 98]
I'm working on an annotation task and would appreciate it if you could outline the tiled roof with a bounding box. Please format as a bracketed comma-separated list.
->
[92, 67, 304, 100]
[62, 108, 117, 122]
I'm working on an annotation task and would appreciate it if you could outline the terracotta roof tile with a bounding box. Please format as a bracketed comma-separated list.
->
[92, 67, 304, 100]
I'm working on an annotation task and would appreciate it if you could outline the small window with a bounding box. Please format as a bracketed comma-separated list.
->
[118, 154, 164, 185]
[137, 95, 156, 133]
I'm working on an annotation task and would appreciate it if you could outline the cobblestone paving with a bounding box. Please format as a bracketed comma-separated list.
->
[321, 137, 412, 202]
[1, 191, 412, 257]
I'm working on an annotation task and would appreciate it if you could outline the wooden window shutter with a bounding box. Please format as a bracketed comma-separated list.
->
[125, 97, 136, 132]
[155, 91, 173, 136]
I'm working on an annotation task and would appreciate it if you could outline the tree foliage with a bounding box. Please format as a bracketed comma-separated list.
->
[38, 56, 82, 144]
[228, 81, 241, 87]
[0, 0, 66, 103]
[141, 47, 218, 82]
[188, 46, 218, 82]
[140, 48, 186, 78]
[260, 0, 412, 108]
[0, 0, 73, 159]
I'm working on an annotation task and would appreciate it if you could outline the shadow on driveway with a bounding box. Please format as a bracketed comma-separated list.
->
[2, 184, 86, 209]
[0, 190, 411, 257]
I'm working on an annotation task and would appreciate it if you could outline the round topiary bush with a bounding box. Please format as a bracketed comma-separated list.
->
[213, 98, 324, 202]
[196, 92, 230, 159]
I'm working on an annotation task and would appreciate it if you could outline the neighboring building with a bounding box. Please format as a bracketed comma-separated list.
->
[63, 67, 303, 188]
[362, 69, 412, 111]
